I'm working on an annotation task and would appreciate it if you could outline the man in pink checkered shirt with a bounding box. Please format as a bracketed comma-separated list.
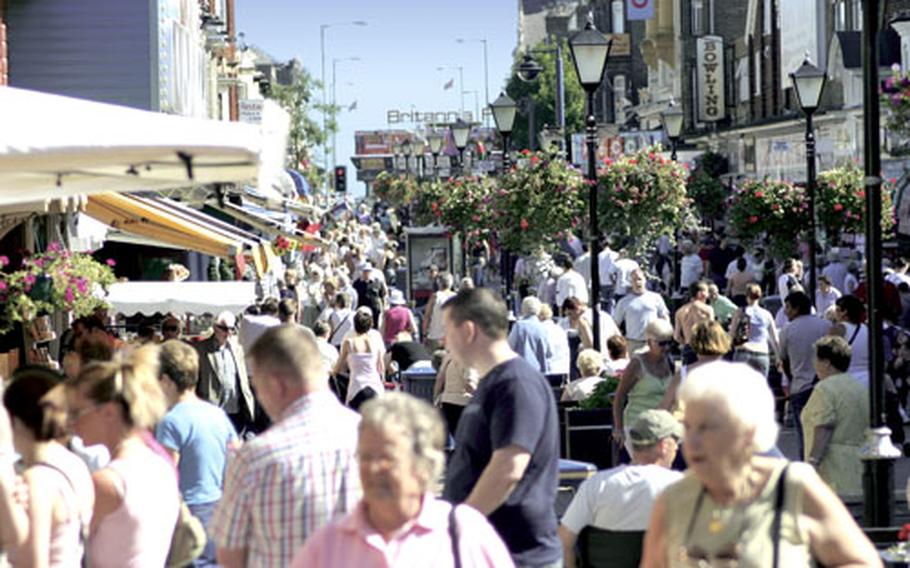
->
[210, 325, 362, 568]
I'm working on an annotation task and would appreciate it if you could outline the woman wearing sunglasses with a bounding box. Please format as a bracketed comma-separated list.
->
[613, 319, 677, 453]
[641, 362, 878, 567]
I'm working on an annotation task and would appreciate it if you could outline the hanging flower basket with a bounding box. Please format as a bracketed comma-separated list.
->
[727, 178, 807, 260]
[596, 145, 694, 260]
[490, 149, 586, 255]
[0, 243, 116, 335]
[372, 172, 419, 206]
[435, 175, 497, 239]
[816, 163, 894, 244]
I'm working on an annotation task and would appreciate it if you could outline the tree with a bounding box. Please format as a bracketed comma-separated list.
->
[268, 69, 338, 191]
[503, 40, 586, 152]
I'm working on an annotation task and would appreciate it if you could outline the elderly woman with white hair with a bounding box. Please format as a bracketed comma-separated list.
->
[612, 319, 677, 450]
[641, 362, 879, 567]
[289, 393, 513, 567]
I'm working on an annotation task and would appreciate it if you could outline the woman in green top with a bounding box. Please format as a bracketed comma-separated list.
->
[613, 319, 676, 451]
[641, 361, 878, 567]
[802, 335, 869, 496]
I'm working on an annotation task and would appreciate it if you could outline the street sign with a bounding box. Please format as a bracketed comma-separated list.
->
[239, 99, 264, 124]
[627, 0, 654, 20]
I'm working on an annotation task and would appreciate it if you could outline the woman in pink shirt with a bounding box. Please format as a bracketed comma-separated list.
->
[290, 393, 513, 568]
[381, 289, 418, 346]
[67, 345, 180, 568]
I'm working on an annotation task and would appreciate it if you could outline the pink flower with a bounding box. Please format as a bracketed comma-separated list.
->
[64, 287, 75, 304]
[754, 191, 764, 198]
[0, 281, 6, 291]
[519, 218, 529, 231]
[834, 203, 843, 212]
[47, 241, 63, 253]
[24, 273, 36, 286]
[76, 278, 88, 294]
[0, 256, 7, 267]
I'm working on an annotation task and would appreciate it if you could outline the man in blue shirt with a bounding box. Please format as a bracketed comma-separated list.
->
[508, 295, 554, 374]
[443, 288, 561, 568]
[157, 340, 238, 568]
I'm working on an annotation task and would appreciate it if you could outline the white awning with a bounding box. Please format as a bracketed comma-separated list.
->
[0, 86, 276, 206]
[106, 281, 257, 316]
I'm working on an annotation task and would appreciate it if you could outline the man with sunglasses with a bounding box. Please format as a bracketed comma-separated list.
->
[196, 311, 257, 438]
[161, 314, 183, 342]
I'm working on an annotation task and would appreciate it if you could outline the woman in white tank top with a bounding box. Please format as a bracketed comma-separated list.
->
[333, 309, 386, 405]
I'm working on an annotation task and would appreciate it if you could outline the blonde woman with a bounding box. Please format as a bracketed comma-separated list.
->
[67, 345, 179, 568]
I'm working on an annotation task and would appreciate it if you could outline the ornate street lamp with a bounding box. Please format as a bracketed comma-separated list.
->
[569, 12, 612, 352]
[790, 55, 826, 305]
[660, 99, 684, 162]
[451, 119, 472, 168]
[517, 53, 544, 82]
[427, 129, 446, 178]
[490, 92, 518, 169]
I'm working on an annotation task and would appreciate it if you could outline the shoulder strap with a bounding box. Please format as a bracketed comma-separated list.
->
[34, 461, 90, 555]
[448, 504, 461, 568]
[771, 463, 790, 568]
[848, 324, 861, 346]
[329, 312, 351, 344]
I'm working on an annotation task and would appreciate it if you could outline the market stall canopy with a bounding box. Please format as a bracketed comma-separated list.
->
[0, 86, 269, 206]
[86, 191, 248, 258]
[106, 281, 257, 316]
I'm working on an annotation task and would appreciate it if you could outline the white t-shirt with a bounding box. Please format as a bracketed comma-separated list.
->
[614, 291, 670, 342]
[561, 464, 683, 532]
[556, 269, 589, 306]
[609, 258, 641, 296]
[542, 319, 571, 375]
[598, 249, 619, 286]
[680, 254, 704, 289]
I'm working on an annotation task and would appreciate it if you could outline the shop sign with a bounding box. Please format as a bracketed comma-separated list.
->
[696, 36, 725, 122]
[627, 0, 654, 20]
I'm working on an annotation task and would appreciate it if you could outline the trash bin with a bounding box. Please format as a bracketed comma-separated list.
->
[401, 364, 437, 403]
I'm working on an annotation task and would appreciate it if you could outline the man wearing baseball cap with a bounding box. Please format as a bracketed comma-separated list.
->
[558, 409, 684, 567]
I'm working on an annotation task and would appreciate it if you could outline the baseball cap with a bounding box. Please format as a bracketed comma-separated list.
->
[629, 409, 683, 446]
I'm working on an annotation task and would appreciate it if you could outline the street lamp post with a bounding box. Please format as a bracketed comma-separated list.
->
[517, 42, 567, 151]
[790, 55, 826, 306]
[569, 13, 612, 353]
[320, 20, 366, 203]
[490, 93, 518, 170]
[456, 38, 490, 126]
[427, 129, 446, 178]
[661, 99, 685, 293]
[332, 56, 360, 173]
[451, 119, 472, 171]
[860, 0, 902, 527]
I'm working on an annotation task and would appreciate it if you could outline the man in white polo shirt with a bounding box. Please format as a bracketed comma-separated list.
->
[558, 409, 683, 568]
[613, 268, 670, 352]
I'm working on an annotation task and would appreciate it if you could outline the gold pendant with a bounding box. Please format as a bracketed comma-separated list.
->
[708, 511, 724, 534]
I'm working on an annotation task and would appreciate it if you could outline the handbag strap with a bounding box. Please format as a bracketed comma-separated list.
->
[771, 463, 790, 568]
[448, 504, 461, 568]
[848, 324, 862, 346]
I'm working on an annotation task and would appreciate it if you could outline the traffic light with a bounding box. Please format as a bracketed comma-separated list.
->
[334, 166, 347, 192]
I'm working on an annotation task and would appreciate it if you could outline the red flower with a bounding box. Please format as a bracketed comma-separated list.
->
[519, 218, 529, 231]
[754, 191, 764, 198]
[749, 215, 759, 224]
[530, 156, 539, 165]
[899, 523, 910, 541]
[834, 203, 843, 211]
[857, 190, 866, 198]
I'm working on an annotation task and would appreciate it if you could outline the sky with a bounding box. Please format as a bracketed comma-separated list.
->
[236, 0, 519, 196]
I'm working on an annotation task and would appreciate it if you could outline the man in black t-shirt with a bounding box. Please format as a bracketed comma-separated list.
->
[441, 288, 561, 568]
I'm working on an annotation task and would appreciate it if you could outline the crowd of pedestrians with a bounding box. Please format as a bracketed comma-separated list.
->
[0, 201, 904, 567]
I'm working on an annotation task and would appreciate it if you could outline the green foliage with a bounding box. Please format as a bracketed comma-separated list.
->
[578, 376, 620, 410]
[436, 176, 497, 239]
[817, 163, 894, 242]
[687, 171, 727, 221]
[490, 149, 587, 255]
[596, 146, 694, 261]
[268, 68, 337, 188]
[0, 243, 116, 335]
[372, 172, 418, 206]
[504, 40, 586, 151]
[727, 178, 806, 260]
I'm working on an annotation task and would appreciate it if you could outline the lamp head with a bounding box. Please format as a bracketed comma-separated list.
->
[489, 92, 518, 136]
[790, 54, 827, 113]
[517, 53, 544, 83]
[568, 12, 612, 92]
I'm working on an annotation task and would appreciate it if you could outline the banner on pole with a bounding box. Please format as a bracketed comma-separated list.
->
[627, 0, 654, 21]
[696, 36, 725, 122]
